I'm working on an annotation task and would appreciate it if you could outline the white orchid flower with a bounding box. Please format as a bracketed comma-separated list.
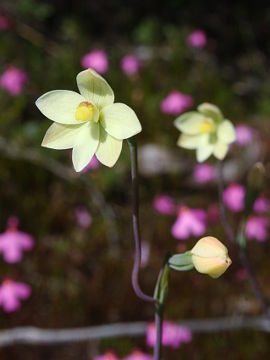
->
[35, 69, 142, 172]
[174, 103, 236, 162]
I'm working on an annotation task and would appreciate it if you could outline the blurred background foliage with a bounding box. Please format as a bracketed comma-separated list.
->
[1, 0, 270, 359]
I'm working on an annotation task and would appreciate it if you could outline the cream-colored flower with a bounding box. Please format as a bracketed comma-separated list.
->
[191, 236, 232, 278]
[35, 69, 142, 172]
[174, 103, 235, 162]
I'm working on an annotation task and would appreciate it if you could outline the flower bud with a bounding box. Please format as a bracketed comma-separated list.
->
[190, 236, 232, 278]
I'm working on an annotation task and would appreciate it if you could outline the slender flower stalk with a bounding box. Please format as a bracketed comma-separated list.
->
[127, 137, 154, 303]
[153, 309, 163, 360]
[217, 161, 269, 315]
[127, 137, 165, 360]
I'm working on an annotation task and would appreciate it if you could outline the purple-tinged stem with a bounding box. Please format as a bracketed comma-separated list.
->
[217, 161, 269, 316]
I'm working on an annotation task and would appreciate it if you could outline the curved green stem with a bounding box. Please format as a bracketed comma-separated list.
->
[127, 137, 154, 303]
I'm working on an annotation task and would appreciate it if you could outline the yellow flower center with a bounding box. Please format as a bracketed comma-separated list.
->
[75, 102, 95, 122]
[199, 119, 214, 133]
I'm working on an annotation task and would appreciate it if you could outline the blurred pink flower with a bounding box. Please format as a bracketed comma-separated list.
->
[123, 350, 153, 360]
[0, 216, 34, 263]
[75, 207, 92, 228]
[223, 183, 245, 212]
[81, 49, 108, 74]
[186, 30, 207, 48]
[193, 164, 216, 184]
[160, 91, 194, 115]
[235, 268, 248, 281]
[94, 352, 119, 360]
[0, 12, 11, 30]
[81, 155, 100, 173]
[207, 203, 220, 224]
[0, 279, 31, 313]
[235, 124, 254, 146]
[171, 207, 207, 240]
[121, 54, 140, 76]
[141, 241, 150, 268]
[245, 216, 269, 242]
[253, 196, 270, 214]
[146, 321, 192, 349]
[153, 195, 175, 215]
[0, 67, 28, 96]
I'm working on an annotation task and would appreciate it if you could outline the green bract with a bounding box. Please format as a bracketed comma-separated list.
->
[174, 102, 236, 162]
[35, 69, 142, 172]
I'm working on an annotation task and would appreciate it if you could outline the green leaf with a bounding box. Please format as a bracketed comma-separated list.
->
[236, 221, 247, 248]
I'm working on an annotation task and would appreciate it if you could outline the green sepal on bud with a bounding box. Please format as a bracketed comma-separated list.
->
[168, 251, 194, 271]
[154, 262, 170, 309]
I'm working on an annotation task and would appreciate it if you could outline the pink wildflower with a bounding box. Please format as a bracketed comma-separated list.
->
[160, 91, 194, 115]
[80, 155, 100, 173]
[171, 207, 207, 240]
[0, 67, 28, 96]
[121, 54, 140, 76]
[146, 321, 192, 349]
[153, 195, 175, 215]
[186, 30, 207, 48]
[81, 49, 108, 74]
[235, 268, 248, 281]
[235, 125, 254, 146]
[253, 196, 270, 214]
[75, 207, 92, 228]
[0, 12, 11, 31]
[207, 204, 220, 224]
[0, 279, 31, 313]
[193, 164, 216, 184]
[223, 183, 245, 212]
[123, 350, 153, 360]
[94, 352, 119, 360]
[245, 216, 269, 242]
[0, 216, 34, 263]
[70, 153, 99, 173]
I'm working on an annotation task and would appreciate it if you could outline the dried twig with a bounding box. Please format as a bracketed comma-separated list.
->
[0, 316, 270, 347]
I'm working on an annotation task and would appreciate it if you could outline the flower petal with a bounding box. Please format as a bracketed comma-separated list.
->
[196, 144, 214, 162]
[72, 122, 100, 172]
[191, 236, 228, 257]
[36, 90, 85, 124]
[197, 103, 223, 121]
[213, 142, 229, 160]
[100, 103, 142, 139]
[217, 120, 236, 144]
[177, 133, 209, 149]
[76, 69, 114, 109]
[192, 255, 230, 278]
[95, 127, 122, 167]
[42, 123, 83, 149]
[174, 112, 206, 135]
